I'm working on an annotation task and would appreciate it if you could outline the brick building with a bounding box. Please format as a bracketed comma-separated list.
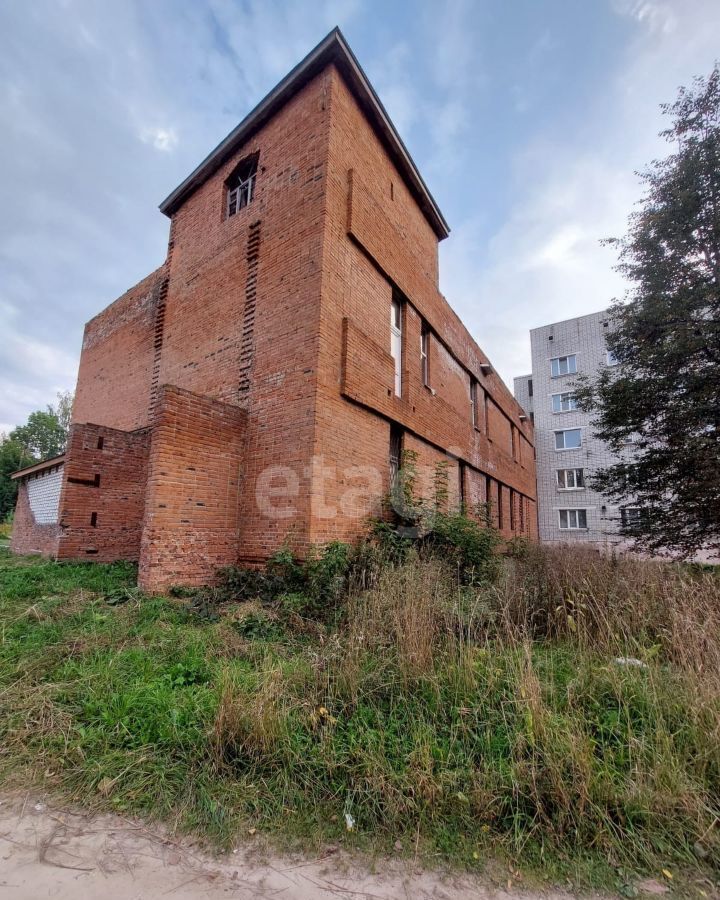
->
[11, 28, 537, 591]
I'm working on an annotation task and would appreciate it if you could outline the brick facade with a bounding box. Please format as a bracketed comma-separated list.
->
[13, 29, 537, 590]
[57, 423, 151, 562]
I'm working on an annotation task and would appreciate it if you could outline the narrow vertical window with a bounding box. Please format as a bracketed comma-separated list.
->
[509, 488, 515, 531]
[458, 461, 466, 511]
[519, 494, 525, 533]
[389, 424, 402, 488]
[390, 297, 403, 398]
[420, 322, 430, 387]
[497, 483, 504, 529]
[470, 378, 479, 428]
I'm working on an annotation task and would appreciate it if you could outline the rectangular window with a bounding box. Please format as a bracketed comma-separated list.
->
[389, 424, 402, 487]
[551, 392, 578, 413]
[226, 155, 258, 218]
[558, 508, 588, 530]
[555, 428, 582, 450]
[528, 378, 533, 398]
[621, 507, 642, 527]
[470, 378, 479, 428]
[519, 494, 525, 533]
[556, 468, 585, 490]
[550, 354, 577, 377]
[390, 297, 403, 397]
[420, 323, 430, 387]
[458, 461, 466, 511]
[509, 488, 515, 531]
[497, 482, 504, 529]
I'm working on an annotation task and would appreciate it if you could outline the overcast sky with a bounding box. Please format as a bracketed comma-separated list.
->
[1, 0, 719, 433]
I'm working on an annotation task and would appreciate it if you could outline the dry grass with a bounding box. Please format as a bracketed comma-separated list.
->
[1, 545, 719, 883]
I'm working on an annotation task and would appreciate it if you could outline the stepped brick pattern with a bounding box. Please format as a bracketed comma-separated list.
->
[12, 31, 538, 590]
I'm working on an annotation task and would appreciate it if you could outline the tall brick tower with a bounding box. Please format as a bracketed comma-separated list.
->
[11, 29, 538, 590]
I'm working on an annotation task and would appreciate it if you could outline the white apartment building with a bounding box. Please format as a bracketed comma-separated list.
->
[514, 309, 639, 546]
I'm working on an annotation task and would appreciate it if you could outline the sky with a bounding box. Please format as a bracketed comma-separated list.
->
[1, 0, 719, 434]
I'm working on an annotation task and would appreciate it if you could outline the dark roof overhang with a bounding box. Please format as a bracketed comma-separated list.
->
[158, 27, 450, 240]
[11, 454, 65, 480]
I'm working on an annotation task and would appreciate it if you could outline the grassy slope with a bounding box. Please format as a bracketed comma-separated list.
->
[0, 547, 718, 892]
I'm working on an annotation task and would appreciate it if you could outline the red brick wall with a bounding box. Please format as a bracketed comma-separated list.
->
[158, 71, 332, 562]
[309, 65, 537, 544]
[59, 55, 538, 589]
[57, 424, 151, 562]
[10, 479, 61, 557]
[138, 385, 247, 592]
[72, 268, 165, 431]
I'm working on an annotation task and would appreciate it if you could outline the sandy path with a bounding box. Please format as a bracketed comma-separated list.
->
[0, 793, 582, 900]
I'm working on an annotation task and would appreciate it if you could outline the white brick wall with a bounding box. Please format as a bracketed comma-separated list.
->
[516, 310, 635, 546]
[26, 465, 63, 525]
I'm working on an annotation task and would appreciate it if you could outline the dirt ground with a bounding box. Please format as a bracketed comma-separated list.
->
[0, 793, 586, 900]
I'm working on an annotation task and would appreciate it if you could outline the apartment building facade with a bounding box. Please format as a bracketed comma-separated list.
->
[514, 309, 637, 546]
[12, 28, 537, 590]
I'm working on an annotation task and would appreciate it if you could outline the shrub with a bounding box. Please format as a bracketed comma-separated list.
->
[422, 511, 500, 584]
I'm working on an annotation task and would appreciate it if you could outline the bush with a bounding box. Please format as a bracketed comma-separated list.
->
[422, 511, 500, 584]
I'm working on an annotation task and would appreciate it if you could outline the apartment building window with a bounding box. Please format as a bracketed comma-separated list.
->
[550, 354, 577, 377]
[620, 507, 642, 527]
[519, 494, 525, 533]
[559, 508, 588, 530]
[226, 154, 258, 218]
[557, 468, 585, 490]
[390, 297, 403, 397]
[497, 482, 504, 529]
[528, 378, 533, 397]
[552, 392, 578, 413]
[420, 322, 430, 387]
[555, 428, 582, 450]
[458, 461, 466, 510]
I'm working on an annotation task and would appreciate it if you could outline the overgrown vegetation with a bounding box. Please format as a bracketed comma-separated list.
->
[0, 538, 718, 890]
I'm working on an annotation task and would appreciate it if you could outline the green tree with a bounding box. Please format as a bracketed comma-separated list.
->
[575, 66, 720, 558]
[0, 437, 34, 521]
[0, 391, 74, 522]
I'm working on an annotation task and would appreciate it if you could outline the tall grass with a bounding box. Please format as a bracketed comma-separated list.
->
[0, 544, 718, 882]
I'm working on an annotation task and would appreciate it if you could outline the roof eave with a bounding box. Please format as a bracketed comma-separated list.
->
[158, 27, 450, 240]
[11, 454, 66, 480]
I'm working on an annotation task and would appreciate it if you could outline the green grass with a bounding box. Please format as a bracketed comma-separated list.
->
[0, 546, 718, 893]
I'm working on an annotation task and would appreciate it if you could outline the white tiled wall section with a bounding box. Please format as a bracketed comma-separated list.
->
[26, 465, 63, 525]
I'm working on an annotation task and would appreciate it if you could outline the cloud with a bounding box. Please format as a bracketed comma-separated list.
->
[439, 0, 720, 387]
[140, 126, 178, 152]
[0, 0, 361, 432]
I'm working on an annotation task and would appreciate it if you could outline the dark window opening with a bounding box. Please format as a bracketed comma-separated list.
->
[458, 461, 466, 511]
[90, 512, 97, 527]
[226, 153, 259, 218]
[497, 483, 504, 529]
[509, 488, 515, 531]
[389, 424, 402, 489]
[470, 378, 479, 428]
[420, 322, 430, 387]
[528, 379, 533, 397]
[97, 436, 104, 450]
